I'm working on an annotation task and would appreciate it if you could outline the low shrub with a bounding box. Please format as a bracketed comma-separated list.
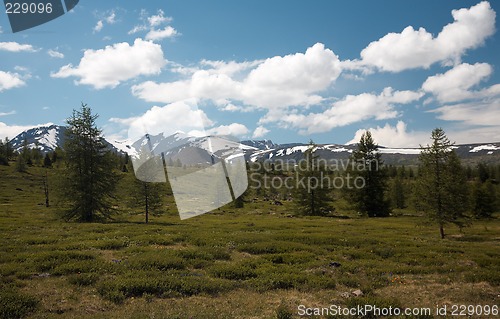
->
[67, 273, 99, 286]
[209, 263, 257, 280]
[0, 290, 39, 319]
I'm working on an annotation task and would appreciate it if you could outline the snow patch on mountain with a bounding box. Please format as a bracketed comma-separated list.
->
[379, 148, 421, 155]
[469, 144, 500, 153]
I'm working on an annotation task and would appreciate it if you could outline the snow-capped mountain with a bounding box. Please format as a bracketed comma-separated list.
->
[240, 139, 277, 150]
[9, 125, 67, 153]
[10, 125, 122, 154]
[128, 132, 243, 166]
[9, 125, 500, 165]
[245, 142, 500, 165]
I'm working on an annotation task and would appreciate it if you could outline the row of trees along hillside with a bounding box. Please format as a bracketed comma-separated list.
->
[291, 129, 498, 239]
[1, 104, 498, 237]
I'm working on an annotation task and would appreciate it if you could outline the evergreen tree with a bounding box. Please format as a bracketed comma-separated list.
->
[60, 104, 120, 222]
[477, 163, 490, 183]
[346, 131, 390, 217]
[42, 170, 50, 207]
[15, 154, 27, 172]
[43, 153, 52, 168]
[131, 147, 169, 223]
[51, 149, 58, 163]
[391, 177, 406, 209]
[0, 139, 7, 165]
[472, 180, 496, 218]
[167, 157, 174, 167]
[20, 138, 31, 166]
[175, 158, 182, 167]
[132, 179, 165, 223]
[3, 137, 14, 160]
[31, 145, 42, 166]
[465, 165, 473, 181]
[417, 128, 469, 239]
[295, 141, 332, 216]
[408, 167, 415, 179]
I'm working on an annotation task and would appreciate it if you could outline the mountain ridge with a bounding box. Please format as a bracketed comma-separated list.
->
[8, 125, 500, 165]
[9, 124, 122, 154]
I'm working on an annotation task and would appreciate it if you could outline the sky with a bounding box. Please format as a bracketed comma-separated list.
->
[0, 0, 499, 147]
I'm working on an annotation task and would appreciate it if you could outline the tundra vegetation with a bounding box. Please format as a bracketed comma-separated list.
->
[0, 106, 498, 318]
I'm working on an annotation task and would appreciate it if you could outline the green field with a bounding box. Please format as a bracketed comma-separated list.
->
[0, 164, 499, 319]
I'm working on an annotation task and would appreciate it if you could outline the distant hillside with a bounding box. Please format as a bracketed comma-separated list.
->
[10, 125, 67, 153]
[9, 125, 500, 165]
[9, 125, 122, 154]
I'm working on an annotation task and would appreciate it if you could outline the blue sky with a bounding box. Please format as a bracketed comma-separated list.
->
[0, 0, 499, 147]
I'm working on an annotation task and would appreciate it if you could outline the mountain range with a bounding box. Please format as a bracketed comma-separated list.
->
[8, 125, 500, 165]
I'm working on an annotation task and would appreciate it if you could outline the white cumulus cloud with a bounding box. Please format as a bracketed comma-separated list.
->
[47, 49, 64, 59]
[0, 71, 26, 92]
[129, 9, 178, 41]
[207, 123, 249, 137]
[147, 9, 172, 27]
[93, 20, 103, 33]
[422, 62, 497, 103]
[93, 10, 117, 33]
[0, 111, 15, 117]
[121, 99, 213, 142]
[347, 121, 428, 148]
[429, 99, 500, 127]
[51, 39, 166, 89]
[348, 121, 500, 147]
[275, 88, 423, 135]
[354, 1, 496, 72]
[252, 126, 270, 138]
[0, 42, 36, 52]
[146, 26, 178, 41]
[0, 122, 53, 140]
[132, 43, 342, 110]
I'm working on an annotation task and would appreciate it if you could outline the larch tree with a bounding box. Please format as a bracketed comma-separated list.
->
[347, 131, 390, 217]
[295, 141, 332, 216]
[417, 128, 469, 239]
[131, 155, 166, 223]
[60, 104, 120, 222]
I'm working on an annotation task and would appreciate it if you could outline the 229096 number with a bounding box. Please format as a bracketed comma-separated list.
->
[5, 2, 53, 14]
[450, 304, 498, 316]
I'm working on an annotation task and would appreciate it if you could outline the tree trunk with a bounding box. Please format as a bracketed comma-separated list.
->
[310, 190, 315, 215]
[43, 171, 49, 207]
[439, 224, 445, 239]
[145, 184, 149, 224]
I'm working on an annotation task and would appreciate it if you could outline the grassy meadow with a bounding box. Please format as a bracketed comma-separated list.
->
[0, 163, 499, 318]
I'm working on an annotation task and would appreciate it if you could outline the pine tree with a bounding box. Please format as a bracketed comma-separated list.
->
[0, 139, 7, 165]
[294, 141, 332, 216]
[6, 138, 13, 159]
[417, 128, 469, 239]
[60, 104, 120, 222]
[43, 153, 52, 168]
[175, 158, 182, 167]
[346, 131, 390, 217]
[51, 149, 58, 163]
[31, 145, 42, 166]
[391, 177, 406, 209]
[408, 167, 415, 179]
[42, 170, 50, 207]
[131, 149, 168, 223]
[472, 180, 496, 218]
[132, 179, 165, 223]
[167, 157, 174, 167]
[15, 154, 27, 172]
[20, 138, 31, 166]
[477, 163, 490, 183]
